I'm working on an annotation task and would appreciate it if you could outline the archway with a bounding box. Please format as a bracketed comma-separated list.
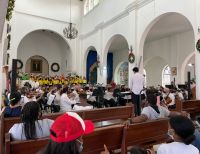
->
[25, 55, 49, 75]
[86, 47, 98, 84]
[17, 29, 71, 75]
[114, 61, 128, 86]
[162, 65, 171, 87]
[141, 13, 195, 86]
[104, 34, 129, 84]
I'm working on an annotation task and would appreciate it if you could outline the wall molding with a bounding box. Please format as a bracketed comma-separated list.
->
[80, 0, 154, 39]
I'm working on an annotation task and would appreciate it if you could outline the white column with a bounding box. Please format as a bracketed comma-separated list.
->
[195, 0, 200, 99]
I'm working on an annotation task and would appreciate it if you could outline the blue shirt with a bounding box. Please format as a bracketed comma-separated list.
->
[4, 106, 22, 118]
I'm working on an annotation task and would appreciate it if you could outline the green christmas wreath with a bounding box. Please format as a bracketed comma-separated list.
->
[196, 39, 200, 52]
[128, 52, 135, 63]
[6, 0, 15, 21]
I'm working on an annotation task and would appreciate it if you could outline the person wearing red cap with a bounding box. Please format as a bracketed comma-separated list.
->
[37, 112, 94, 154]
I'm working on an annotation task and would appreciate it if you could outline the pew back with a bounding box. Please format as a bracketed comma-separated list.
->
[83, 125, 124, 154]
[5, 133, 49, 154]
[124, 118, 168, 150]
[182, 100, 200, 118]
[3, 106, 132, 133]
[82, 106, 133, 122]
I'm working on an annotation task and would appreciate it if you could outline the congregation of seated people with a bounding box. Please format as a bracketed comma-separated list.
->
[1, 75, 200, 153]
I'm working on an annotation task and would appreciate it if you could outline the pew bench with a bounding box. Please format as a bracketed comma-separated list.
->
[1, 106, 133, 153]
[123, 118, 168, 153]
[182, 100, 200, 119]
[4, 118, 169, 154]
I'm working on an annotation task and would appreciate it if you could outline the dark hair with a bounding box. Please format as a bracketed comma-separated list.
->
[42, 139, 79, 154]
[21, 101, 41, 139]
[10, 92, 21, 106]
[60, 86, 69, 95]
[132, 67, 139, 73]
[130, 147, 148, 154]
[169, 116, 195, 145]
[20, 86, 29, 95]
[146, 89, 160, 114]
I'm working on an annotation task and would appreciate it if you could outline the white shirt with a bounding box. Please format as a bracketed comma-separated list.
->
[157, 142, 199, 154]
[54, 92, 61, 105]
[73, 90, 80, 103]
[60, 93, 76, 112]
[104, 91, 114, 100]
[9, 119, 54, 141]
[20, 95, 31, 105]
[141, 106, 170, 120]
[168, 93, 175, 106]
[130, 72, 144, 95]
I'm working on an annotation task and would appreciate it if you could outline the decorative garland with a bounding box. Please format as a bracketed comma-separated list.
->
[196, 39, 200, 52]
[51, 63, 60, 72]
[6, 0, 15, 21]
[128, 46, 135, 63]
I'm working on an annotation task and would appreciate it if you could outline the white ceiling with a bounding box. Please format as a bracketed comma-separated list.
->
[145, 14, 193, 42]
[108, 36, 129, 52]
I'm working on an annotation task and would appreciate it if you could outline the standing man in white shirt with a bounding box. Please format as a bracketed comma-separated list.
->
[130, 67, 145, 116]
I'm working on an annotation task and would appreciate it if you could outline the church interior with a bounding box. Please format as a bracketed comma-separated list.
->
[0, 0, 200, 154]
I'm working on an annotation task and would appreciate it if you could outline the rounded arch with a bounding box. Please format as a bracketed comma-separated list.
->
[25, 55, 49, 75]
[162, 65, 171, 87]
[17, 29, 72, 75]
[84, 46, 98, 84]
[83, 46, 98, 77]
[17, 29, 72, 57]
[181, 52, 195, 83]
[103, 34, 129, 65]
[139, 12, 195, 60]
[114, 61, 129, 85]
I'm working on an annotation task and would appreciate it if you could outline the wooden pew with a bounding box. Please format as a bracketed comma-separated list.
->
[5, 125, 124, 154]
[5, 119, 168, 154]
[82, 106, 133, 122]
[182, 100, 200, 118]
[3, 106, 132, 134]
[123, 118, 168, 153]
[5, 133, 49, 154]
[83, 125, 124, 154]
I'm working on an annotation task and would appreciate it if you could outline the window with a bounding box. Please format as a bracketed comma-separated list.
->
[162, 65, 171, 87]
[84, 0, 100, 15]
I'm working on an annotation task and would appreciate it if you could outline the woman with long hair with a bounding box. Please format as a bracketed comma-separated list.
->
[9, 101, 54, 140]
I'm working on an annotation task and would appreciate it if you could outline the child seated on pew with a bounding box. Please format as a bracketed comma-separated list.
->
[3, 91, 22, 117]
[37, 112, 94, 154]
[130, 89, 188, 123]
[9, 101, 54, 141]
[157, 115, 199, 154]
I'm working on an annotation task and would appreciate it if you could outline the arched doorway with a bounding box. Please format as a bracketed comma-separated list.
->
[17, 29, 71, 75]
[25, 55, 49, 75]
[86, 48, 98, 84]
[104, 34, 129, 84]
[114, 61, 128, 86]
[141, 13, 195, 86]
[162, 65, 171, 87]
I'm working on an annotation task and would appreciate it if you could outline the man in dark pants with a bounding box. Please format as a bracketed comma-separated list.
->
[130, 67, 144, 116]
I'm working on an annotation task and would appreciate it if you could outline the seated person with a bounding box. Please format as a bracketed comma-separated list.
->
[157, 116, 199, 154]
[104, 86, 116, 107]
[9, 101, 54, 141]
[3, 91, 22, 117]
[60, 86, 76, 112]
[130, 89, 187, 123]
[37, 112, 94, 154]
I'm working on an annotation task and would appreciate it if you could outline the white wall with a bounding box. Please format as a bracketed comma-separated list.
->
[144, 30, 194, 86]
[17, 30, 71, 75]
[145, 57, 167, 86]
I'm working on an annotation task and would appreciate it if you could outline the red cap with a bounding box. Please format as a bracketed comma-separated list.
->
[50, 112, 94, 143]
